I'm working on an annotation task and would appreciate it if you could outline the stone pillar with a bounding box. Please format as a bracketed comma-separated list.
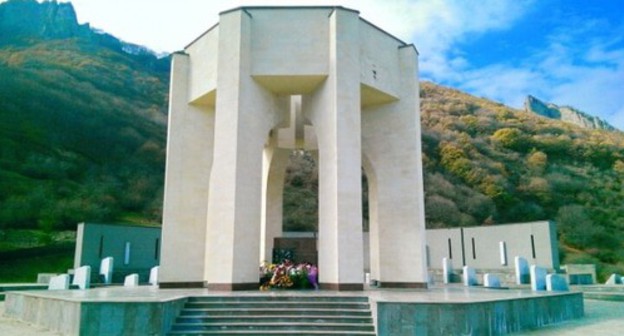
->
[361, 46, 428, 288]
[260, 145, 290, 263]
[362, 158, 380, 282]
[204, 10, 286, 290]
[303, 9, 364, 290]
[160, 53, 214, 287]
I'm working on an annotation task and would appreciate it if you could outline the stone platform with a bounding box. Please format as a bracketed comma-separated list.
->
[3, 285, 583, 335]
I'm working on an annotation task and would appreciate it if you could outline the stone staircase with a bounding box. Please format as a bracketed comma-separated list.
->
[167, 295, 376, 335]
[574, 285, 624, 302]
[0, 284, 47, 301]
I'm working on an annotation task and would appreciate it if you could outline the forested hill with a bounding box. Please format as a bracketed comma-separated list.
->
[1, 0, 623, 278]
[0, 0, 170, 229]
[419, 82, 624, 278]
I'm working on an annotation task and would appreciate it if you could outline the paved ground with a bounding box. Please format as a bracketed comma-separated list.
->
[516, 299, 624, 335]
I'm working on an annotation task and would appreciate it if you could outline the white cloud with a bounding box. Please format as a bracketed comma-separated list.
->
[64, 0, 530, 54]
[461, 66, 546, 108]
[452, 18, 624, 130]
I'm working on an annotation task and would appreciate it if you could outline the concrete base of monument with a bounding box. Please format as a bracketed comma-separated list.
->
[371, 286, 584, 335]
[3, 285, 583, 335]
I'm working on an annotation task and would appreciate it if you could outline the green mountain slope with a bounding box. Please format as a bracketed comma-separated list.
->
[0, 0, 169, 229]
[420, 82, 624, 278]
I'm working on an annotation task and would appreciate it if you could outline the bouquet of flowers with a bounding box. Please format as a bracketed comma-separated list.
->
[260, 259, 318, 290]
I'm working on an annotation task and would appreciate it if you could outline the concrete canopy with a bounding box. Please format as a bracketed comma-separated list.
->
[160, 6, 427, 290]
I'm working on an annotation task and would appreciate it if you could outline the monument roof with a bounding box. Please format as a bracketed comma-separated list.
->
[185, 6, 417, 54]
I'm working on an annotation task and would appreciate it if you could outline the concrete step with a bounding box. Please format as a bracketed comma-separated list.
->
[184, 301, 370, 310]
[187, 296, 369, 303]
[169, 331, 376, 335]
[180, 307, 372, 317]
[176, 315, 373, 324]
[575, 285, 624, 293]
[0, 284, 48, 301]
[168, 296, 376, 336]
[583, 292, 624, 301]
[170, 322, 375, 332]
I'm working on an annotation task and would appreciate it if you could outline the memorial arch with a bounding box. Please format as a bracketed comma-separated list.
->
[159, 6, 427, 290]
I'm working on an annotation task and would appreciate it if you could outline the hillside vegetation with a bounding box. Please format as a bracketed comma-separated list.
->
[0, 0, 169, 230]
[420, 82, 624, 278]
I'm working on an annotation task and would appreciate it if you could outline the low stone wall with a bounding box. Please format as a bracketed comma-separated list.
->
[5, 288, 584, 335]
[376, 292, 584, 335]
[4, 292, 187, 335]
[5, 294, 81, 335]
[79, 300, 187, 335]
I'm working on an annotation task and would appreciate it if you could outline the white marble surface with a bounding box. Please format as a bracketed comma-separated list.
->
[6, 283, 579, 304]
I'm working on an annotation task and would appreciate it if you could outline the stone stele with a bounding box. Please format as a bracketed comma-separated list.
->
[159, 6, 427, 291]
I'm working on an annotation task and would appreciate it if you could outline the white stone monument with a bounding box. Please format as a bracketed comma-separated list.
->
[124, 274, 139, 287]
[499, 241, 507, 266]
[72, 265, 91, 290]
[530, 265, 547, 291]
[484, 273, 501, 288]
[515, 256, 530, 285]
[149, 266, 159, 286]
[160, 6, 427, 291]
[48, 274, 70, 290]
[99, 256, 114, 284]
[605, 273, 623, 285]
[546, 274, 569, 291]
[37, 273, 58, 284]
[463, 266, 477, 286]
[442, 257, 453, 284]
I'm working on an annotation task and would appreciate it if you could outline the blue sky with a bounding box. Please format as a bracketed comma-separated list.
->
[10, 0, 623, 130]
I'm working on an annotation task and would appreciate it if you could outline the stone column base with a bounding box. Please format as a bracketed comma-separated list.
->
[320, 283, 364, 291]
[377, 282, 428, 289]
[159, 282, 207, 289]
[206, 283, 259, 291]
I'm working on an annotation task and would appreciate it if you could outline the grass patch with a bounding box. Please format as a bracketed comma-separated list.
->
[0, 229, 75, 252]
[0, 252, 74, 283]
[0, 230, 75, 283]
[117, 212, 161, 227]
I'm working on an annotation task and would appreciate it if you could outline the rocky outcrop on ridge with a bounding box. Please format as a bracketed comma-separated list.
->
[524, 95, 617, 132]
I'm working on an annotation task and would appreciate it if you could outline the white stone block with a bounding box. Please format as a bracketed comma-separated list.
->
[72, 266, 91, 290]
[605, 273, 623, 285]
[149, 266, 159, 286]
[530, 265, 547, 291]
[484, 273, 501, 288]
[124, 274, 139, 287]
[37, 273, 58, 284]
[99, 257, 114, 284]
[48, 274, 70, 290]
[442, 257, 452, 284]
[515, 256, 530, 285]
[546, 274, 569, 291]
[499, 241, 507, 266]
[463, 266, 477, 286]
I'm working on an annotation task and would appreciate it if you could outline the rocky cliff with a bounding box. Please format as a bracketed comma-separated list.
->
[0, 0, 163, 63]
[524, 95, 617, 131]
[0, 0, 90, 42]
